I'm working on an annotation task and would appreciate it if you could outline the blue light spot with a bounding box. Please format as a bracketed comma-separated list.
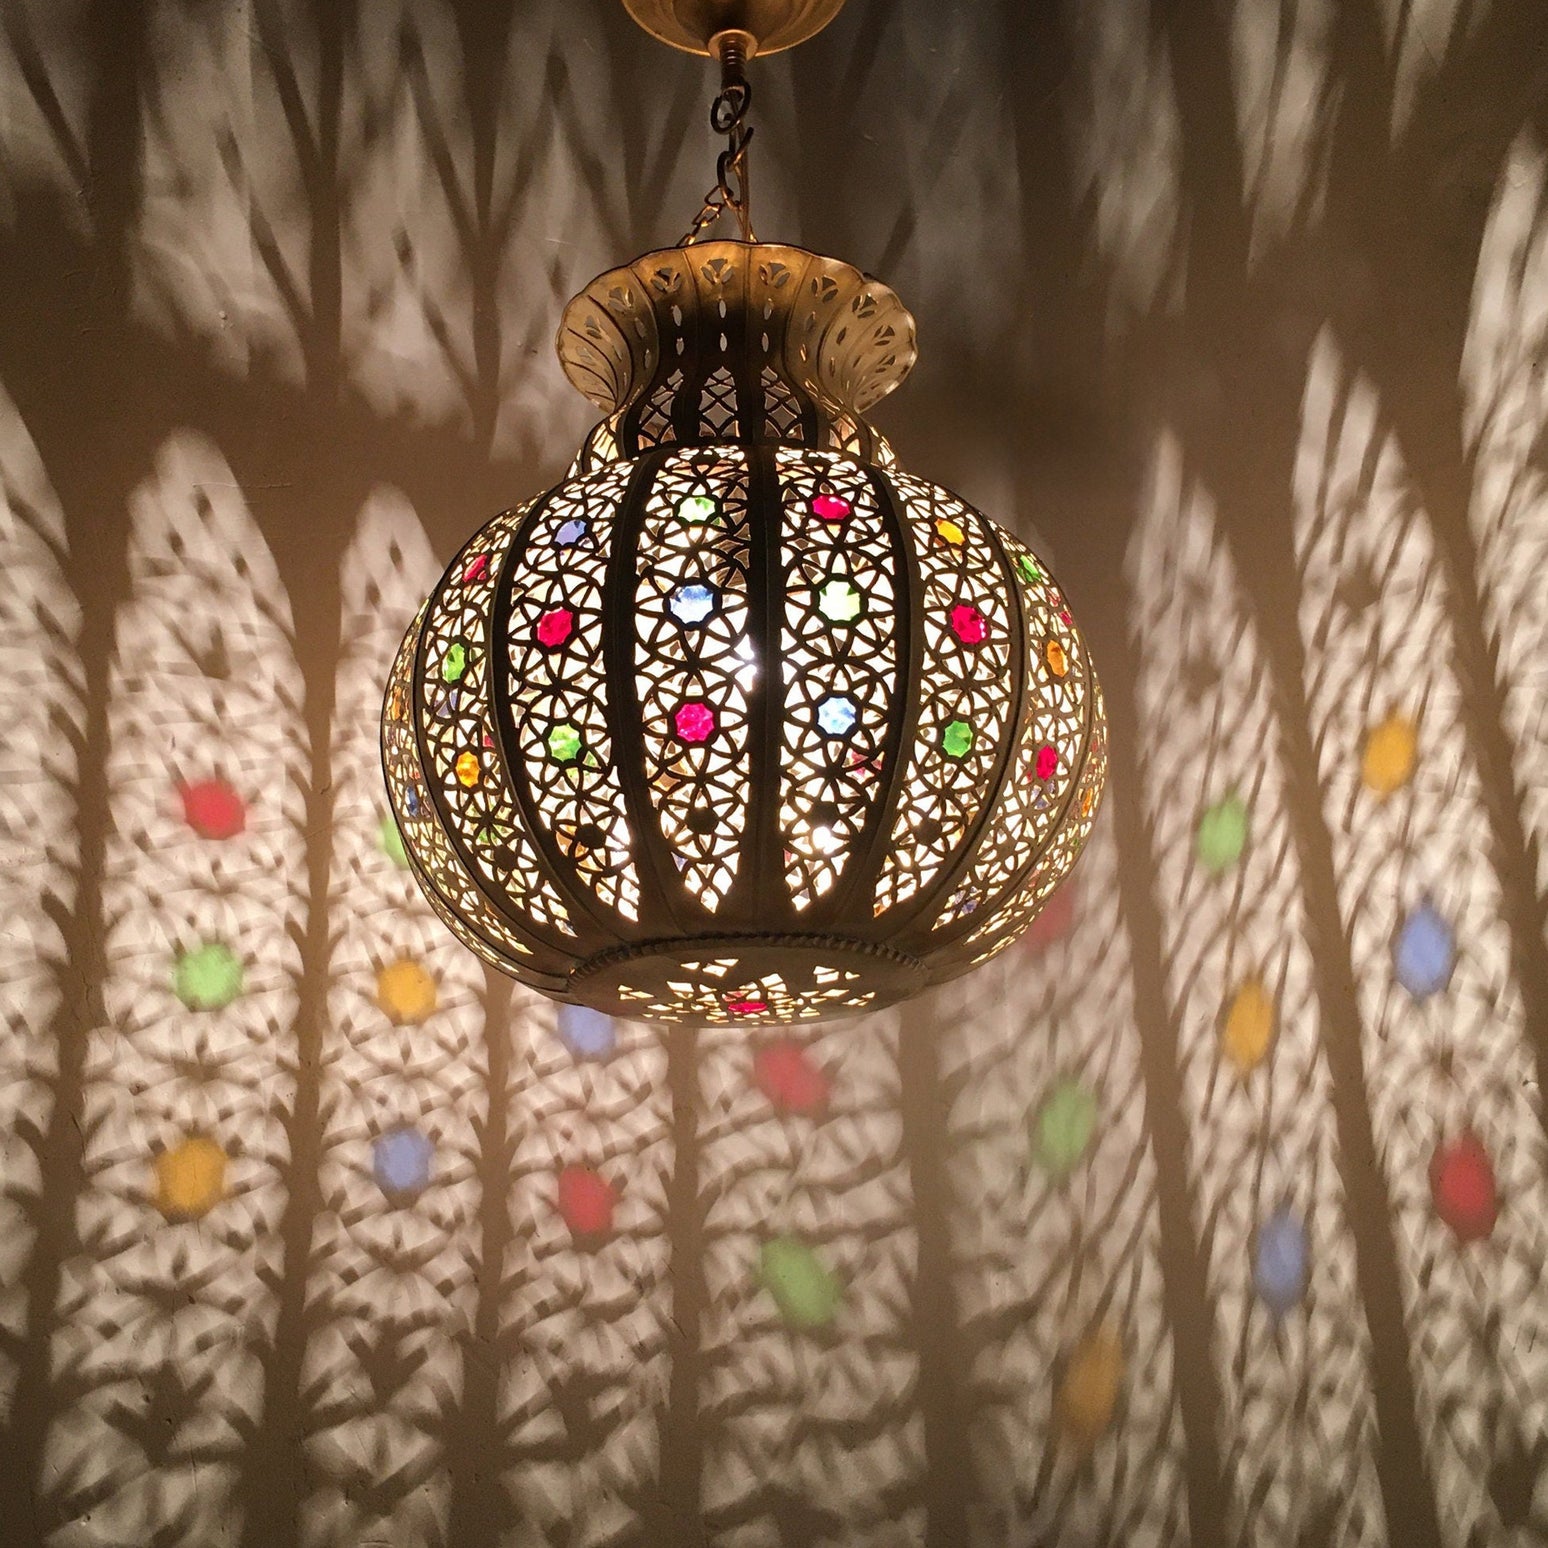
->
[817, 694, 858, 737]
[558, 1003, 616, 1060]
[1254, 1205, 1308, 1316]
[1394, 900, 1456, 1000]
[554, 518, 589, 547]
[373, 1125, 433, 1197]
[670, 583, 717, 626]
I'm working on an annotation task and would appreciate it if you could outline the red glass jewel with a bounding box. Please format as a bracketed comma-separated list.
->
[535, 607, 575, 648]
[462, 553, 490, 585]
[180, 778, 246, 840]
[728, 995, 768, 1017]
[1430, 1133, 1497, 1242]
[674, 701, 716, 744]
[812, 493, 852, 522]
[753, 1039, 829, 1115]
[950, 604, 987, 645]
[557, 1165, 616, 1238]
[1036, 744, 1058, 781]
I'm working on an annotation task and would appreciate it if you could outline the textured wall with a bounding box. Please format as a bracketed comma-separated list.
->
[0, 1, 1546, 1545]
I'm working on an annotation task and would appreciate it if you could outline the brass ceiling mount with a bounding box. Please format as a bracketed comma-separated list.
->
[621, 0, 848, 57]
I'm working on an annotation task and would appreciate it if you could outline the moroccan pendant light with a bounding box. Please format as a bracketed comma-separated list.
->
[382, 0, 1107, 1025]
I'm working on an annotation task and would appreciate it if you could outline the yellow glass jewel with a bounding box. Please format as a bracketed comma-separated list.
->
[455, 750, 480, 787]
[377, 957, 438, 1024]
[1057, 1325, 1123, 1448]
[1046, 638, 1068, 678]
[1222, 977, 1276, 1075]
[154, 1135, 227, 1220]
[1362, 713, 1416, 797]
[934, 516, 965, 546]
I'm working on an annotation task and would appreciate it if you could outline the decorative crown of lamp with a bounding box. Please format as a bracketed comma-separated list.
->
[382, 0, 1107, 1026]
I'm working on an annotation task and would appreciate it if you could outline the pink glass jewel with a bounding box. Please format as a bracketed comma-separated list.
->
[462, 553, 490, 585]
[812, 493, 852, 522]
[1036, 744, 1058, 781]
[536, 607, 575, 648]
[674, 701, 716, 744]
[949, 604, 987, 645]
[728, 995, 768, 1017]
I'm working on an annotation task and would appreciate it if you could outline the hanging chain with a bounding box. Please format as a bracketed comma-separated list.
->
[679, 33, 757, 245]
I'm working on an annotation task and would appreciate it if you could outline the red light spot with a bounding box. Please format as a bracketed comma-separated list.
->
[949, 604, 987, 645]
[728, 996, 768, 1017]
[1430, 1133, 1497, 1242]
[557, 1165, 616, 1239]
[179, 778, 246, 840]
[812, 493, 852, 522]
[754, 1039, 829, 1115]
[1036, 744, 1058, 781]
[1023, 883, 1076, 953]
[535, 607, 575, 648]
[462, 552, 490, 584]
[675, 701, 717, 744]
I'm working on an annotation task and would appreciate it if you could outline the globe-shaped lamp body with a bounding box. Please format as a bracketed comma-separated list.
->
[384, 242, 1106, 1025]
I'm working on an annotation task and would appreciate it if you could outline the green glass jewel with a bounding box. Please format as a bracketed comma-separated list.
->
[1016, 553, 1042, 584]
[818, 579, 863, 624]
[677, 494, 718, 523]
[441, 641, 468, 684]
[759, 1237, 840, 1330]
[1197, 793, 1249, 873]
[942, 719, 974, 758]
[1033, 1078, 1098, 1176]
[379, 815, 409, 869]
[548, 723, 583, 763]
[174, 942, 244, 1011]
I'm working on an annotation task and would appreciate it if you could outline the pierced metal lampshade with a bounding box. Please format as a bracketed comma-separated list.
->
[382, 241, 1107, 1024]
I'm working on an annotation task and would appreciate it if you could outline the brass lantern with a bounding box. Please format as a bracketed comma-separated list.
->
[382, 3, 1106, 1026]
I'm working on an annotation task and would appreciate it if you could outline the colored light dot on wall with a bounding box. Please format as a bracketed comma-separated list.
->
[179, 777, 246, 840]
[378, 815, 409, 868]
[554, 517, 588, 546]
[1056, 1326, 1122, 1449]
[1023, 883, 1077, 953]
[1035, 744, 1059, 782]
[1033, 1078, 1098, 1176]
[942, 719, 974, 759]
[934, 516, 966, 546]
[1222, 977, 1276, 1075]
[154, 1134, 227, 1221]
[174, 942, 243, 1011]
[753, 1039, 830, 1116]
[1016, 553, 1043, 584]
[461, 552, 490, 585]
[816, 694, 857, 736]
[558, 1165, 617, 1240]
[548, 723, 583, 763]
[1394, 900, 1456, 999]
[1362, 713, 1417, 796]
[376, 957, 438, 1025]
[811, 493, 852, 522]
[1197, 793, 1249, 873]
[441, 641, 468, 683]
[818, 579, 863, 623]
[759, 1237, 840, 1330]
[374, 1125, 433, 1198]
[1045, 638, 1069, 678]
[1253, 1205, 1308, 1315]
[455, 750, 480, 787]
[949, 604, 987, 645]
[670, 583, 717, 625]
[1430, 1132, 1497, 1242]
[674, 701, 717, 744]
[677, 494, 718, 523]
[535, 607, 575, 648]
[557, 1003, 616, 1059]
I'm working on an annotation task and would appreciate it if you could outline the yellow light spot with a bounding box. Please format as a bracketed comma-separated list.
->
[154, 1135, 227, 1220]
[376, 957, 438, 1024]
[1222, 977, 1276, 1075]
[455, 750, 480, 787]
[1362, 713, 1416, 797]
[1045, 638, 1068, 678]
[1057, 1325, 1123, 1448]
[934, 516, 965, 546]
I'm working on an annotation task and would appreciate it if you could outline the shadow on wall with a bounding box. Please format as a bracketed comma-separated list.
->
[0, 3, 1547, 1547]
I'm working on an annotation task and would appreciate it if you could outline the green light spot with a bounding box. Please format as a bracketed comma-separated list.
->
[174, 942, 244, 1011]
[1033, 1078, 1098, 1176]
[677, 494, 718, 524]
[942, 719, 973, 758]
[818, 579, 863, 624]
[441, 641, 468, 684]
[1016, 553, 1042, 584]
[548, 722, 583, 763]
[1197, 792, 1249, 873]
[759, 1237, 840, 1330]
[379, 815, 408, 869]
